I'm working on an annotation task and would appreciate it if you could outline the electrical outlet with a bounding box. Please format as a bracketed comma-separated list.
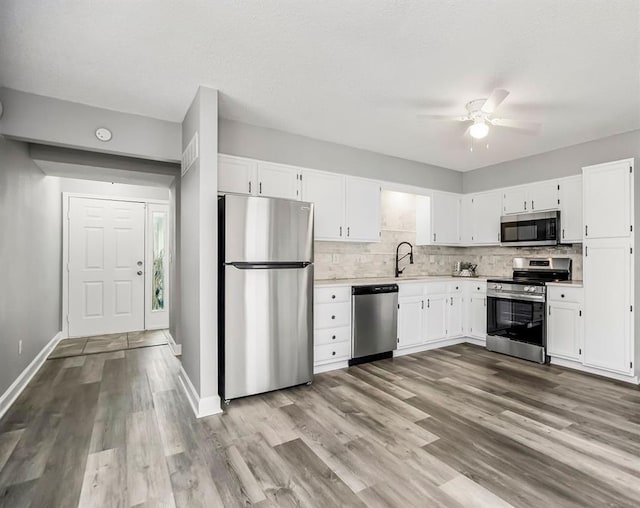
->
[18, 340, 22, 355]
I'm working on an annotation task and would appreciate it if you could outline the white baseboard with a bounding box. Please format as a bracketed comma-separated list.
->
[393, 336, 467, 357]
[314, 359, 349, 374]
[550, 357, 640, 385]
[178, 364, 222, 418]
[165, 331, 182, 356]
[0, 331, 63, 421]
[463, 336, 487, 347]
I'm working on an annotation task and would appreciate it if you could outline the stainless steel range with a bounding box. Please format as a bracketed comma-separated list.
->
[486, 257, 572, 364]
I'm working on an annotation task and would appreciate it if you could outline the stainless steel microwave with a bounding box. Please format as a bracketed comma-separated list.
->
[500, 211, 560, 247]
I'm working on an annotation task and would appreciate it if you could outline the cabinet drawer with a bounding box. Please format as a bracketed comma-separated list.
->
[398, 282, 424, 297]
[446, 282, 462, 293]
[548, 286, 583, 304]
[315, 286, 351, 304]
[314, 302, 351, 329]
[315, 341, 351, 363]
[424, 282, 447, 295]
[315, 326, 351, 346]
[470, 281, 487, 294]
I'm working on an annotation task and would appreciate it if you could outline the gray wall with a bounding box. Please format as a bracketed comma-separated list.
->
[463, 130, 640, 193]
[179, 87, 219, 400]
[0, 136, 62, 396]
[0, 87, 181, 163]
[219, 118, 463, 193]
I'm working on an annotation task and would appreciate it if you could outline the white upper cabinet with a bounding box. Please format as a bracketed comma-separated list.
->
[583, 159, 633, 239]
[256, 162, 301, 200]
[432, 192, 460, 245]
[345, 178, 381, 242]
[558, 175, 583, 244]
[218, 154, 256, 195]
[469, 191, 502, 244]
[502, 187, 528, 214]
[528, 180, 559, 212]
[503, 181, 558, 215]
[301, 171, 345, 240]
[460, 195, 474, 245]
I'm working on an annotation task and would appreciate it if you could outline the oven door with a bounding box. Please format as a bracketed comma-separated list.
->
[487, 293, 546, 347]
[500, 211, 559, 246]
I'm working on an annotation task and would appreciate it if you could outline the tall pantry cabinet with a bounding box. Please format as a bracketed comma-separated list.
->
[582, 158, 636, 379]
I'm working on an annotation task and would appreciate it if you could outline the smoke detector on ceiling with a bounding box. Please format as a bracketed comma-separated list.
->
[95, 127, 112, 142]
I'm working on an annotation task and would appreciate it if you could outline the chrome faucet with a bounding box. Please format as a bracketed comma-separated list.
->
[395, 242, 414, 278]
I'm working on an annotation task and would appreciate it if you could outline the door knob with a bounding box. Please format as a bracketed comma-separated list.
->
[137, 271, 143, 276]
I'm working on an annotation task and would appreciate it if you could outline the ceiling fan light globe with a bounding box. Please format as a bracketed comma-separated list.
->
[470, 121, 489, 139]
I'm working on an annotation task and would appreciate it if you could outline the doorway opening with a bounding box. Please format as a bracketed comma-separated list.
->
[62, 194, 170, 338]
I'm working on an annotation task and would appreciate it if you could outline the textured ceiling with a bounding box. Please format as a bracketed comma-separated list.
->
[1, 1, 639, 171]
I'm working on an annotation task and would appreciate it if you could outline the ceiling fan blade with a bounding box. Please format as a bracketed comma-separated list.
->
[481, 89, 510, 114]
[490, 117, 541, 132]
[417, 114, 470, 122]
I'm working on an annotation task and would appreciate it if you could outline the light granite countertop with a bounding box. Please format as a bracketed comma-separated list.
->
[546, 280, 584, 288]
[314, 275, 494, 287]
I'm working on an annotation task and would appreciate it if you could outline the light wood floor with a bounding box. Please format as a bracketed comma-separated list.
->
[49, 330, 169, 359]
[1, 343, 640, 507]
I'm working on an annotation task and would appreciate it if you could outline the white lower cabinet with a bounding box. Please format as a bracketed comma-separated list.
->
[547, 298, 582, 362]
[425, 294, 447, 342]
[466, 281, 487, 339]
[397, 282, 471, 350]
[583, 238, 633, 375]
[397, 296, 424, 349]
[313, 286, 352, 369]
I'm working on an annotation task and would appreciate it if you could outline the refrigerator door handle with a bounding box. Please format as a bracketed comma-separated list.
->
[228, 262, 311, 270]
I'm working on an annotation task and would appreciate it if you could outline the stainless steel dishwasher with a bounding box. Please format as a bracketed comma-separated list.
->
[349, 284, 399, 366]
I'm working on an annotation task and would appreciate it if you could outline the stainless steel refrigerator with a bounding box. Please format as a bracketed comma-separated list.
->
[219, 194, 314, 402]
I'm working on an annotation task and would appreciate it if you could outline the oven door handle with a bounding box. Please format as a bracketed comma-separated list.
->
[487, 293, 546, 303]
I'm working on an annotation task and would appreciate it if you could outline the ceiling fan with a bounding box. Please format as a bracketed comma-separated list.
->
[418, 89, 541, 139]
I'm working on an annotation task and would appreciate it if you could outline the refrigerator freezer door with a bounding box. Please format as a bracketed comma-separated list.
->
[223, 263, 313, 399]
[224, 195, 314, 263]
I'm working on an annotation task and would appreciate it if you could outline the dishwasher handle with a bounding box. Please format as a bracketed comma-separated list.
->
[352, 284, 399, 296]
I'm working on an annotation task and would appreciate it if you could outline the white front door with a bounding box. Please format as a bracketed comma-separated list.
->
[68, 197, 146, 337]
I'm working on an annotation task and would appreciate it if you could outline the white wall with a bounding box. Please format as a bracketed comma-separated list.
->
[59, 178, 170, 200]
[0, 136, 62, 396]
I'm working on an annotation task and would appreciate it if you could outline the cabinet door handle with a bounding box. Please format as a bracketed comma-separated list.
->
[427, 299, 430, 308]
[524, 200, 527, 210]
[249, 181, 252, 194]
[339, 226, 342, 237]
[562, 229, 565, 239]
[331, 294, 336, 299]
[347, 227, 350, 237]
[421, 300, 424, 309]
[259, 182, 263, 194]
[549, 307, 551, 316]
[561, 294, 565, 298]
[450, 298, 453, 306]
[484, 297, 486, 307]
[433, 233, 437, 242]
[332, 335, 336, 340]
[585, 225, 588, 237]
[531, 200, 535, 210]
[331, 315, 335, 320]
[332, 351, 336, 356]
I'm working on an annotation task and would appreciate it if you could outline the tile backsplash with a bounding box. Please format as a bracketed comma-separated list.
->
[315, 190, 583, 280]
